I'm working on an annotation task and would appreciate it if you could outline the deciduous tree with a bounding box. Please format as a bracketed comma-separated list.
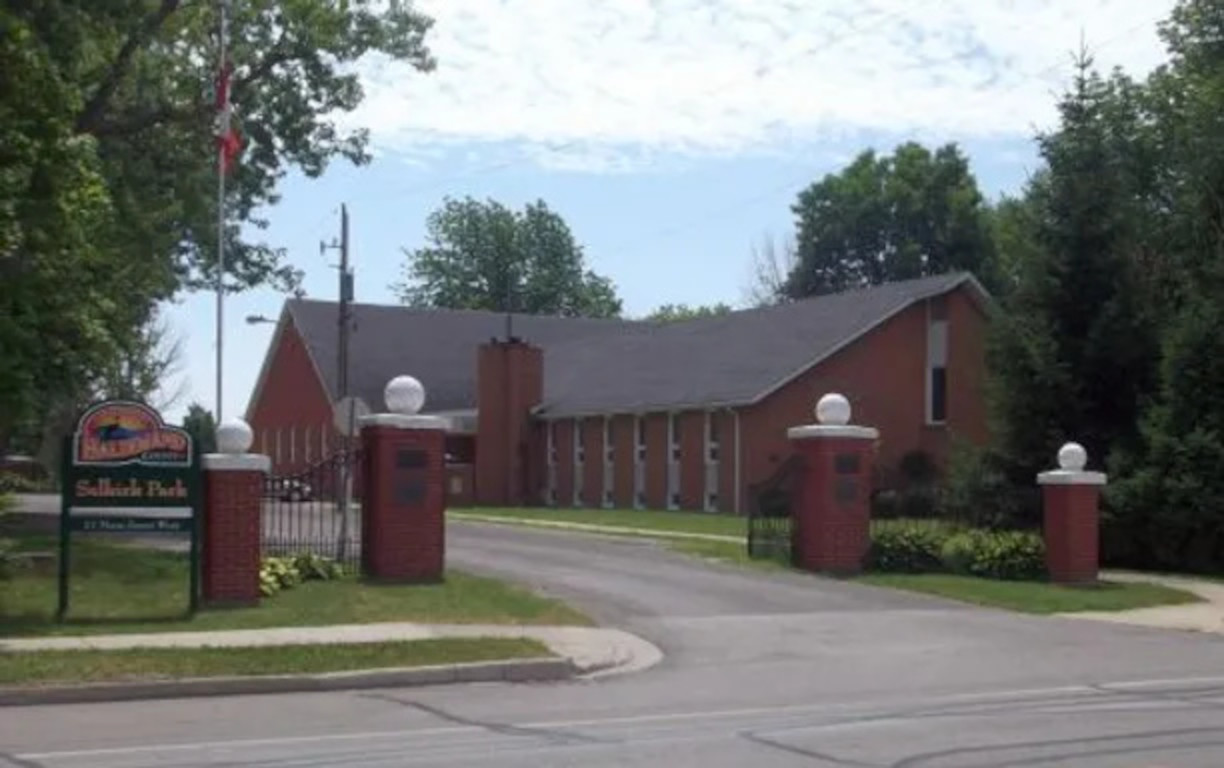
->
[645, 303, 733, 323]
[784, 142, 998, 298]
[396, 197, 623, 318]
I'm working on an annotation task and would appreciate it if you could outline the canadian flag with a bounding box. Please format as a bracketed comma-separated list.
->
[215, 61, 241, 173]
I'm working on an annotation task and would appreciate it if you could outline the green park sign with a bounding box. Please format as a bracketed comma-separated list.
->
[58, 400, 202, 619]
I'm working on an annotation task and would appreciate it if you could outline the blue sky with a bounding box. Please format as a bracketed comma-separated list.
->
[160, 0, 1177, 424]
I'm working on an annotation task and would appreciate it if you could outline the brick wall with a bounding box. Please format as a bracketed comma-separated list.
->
[739, 283, 989, 496]
[475, 341, 543, 506]
[361, 425, 445, 581]
[202, 468, 263, 605]
[582, 417, 603, 507]
[246, 320, 335, 476]
[644, 413, 668, 509]
[679, 411, 705, 510]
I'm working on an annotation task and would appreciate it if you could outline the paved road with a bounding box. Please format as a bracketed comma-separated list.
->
[6, 522, 1224, 766]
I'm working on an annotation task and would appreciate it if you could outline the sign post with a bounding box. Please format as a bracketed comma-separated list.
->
[58, 400, 201, 620]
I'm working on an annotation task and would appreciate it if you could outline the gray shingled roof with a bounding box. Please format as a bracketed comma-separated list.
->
[285, 301, 642, 413]
[277, 272, 983, 418]
[537, 272, 983, 417]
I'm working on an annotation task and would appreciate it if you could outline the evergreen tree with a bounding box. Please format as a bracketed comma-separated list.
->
[1107, 0, 1224, 569]
[982, 54, 1160, 523]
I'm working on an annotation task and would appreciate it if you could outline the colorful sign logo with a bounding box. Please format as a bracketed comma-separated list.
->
[73, 401, 192, 467]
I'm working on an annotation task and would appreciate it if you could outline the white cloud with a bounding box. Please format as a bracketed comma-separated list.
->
[345, 0, 1177, 171]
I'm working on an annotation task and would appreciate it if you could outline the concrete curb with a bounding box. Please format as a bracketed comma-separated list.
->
[0, 657, 576, 707]
[449, 514, 743, 543]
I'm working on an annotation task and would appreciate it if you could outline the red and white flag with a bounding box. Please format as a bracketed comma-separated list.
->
[215, 60, 241, 173]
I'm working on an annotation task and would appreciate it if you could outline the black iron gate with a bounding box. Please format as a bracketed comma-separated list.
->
[263, 447, 362, 567]
[746, 453, 805, 564]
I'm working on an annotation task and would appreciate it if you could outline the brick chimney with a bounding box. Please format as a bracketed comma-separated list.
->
[475, 339, 544, 506]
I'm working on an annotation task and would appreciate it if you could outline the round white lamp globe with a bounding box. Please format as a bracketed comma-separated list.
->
[1057, 442, 1088, 472]
[815, 393, 852, 426]
[215, 418, 254, 454]
[384, 375, 426, 415]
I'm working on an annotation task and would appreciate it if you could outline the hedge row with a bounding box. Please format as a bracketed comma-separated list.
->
[869, 519, 1046, 580]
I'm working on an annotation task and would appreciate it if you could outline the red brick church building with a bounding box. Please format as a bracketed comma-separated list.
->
[245, 272, 991, 514]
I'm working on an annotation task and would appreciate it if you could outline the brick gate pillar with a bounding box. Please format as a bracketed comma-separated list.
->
[201, 419, 270, 606]
[787, 393, 879, 576]
[1038, 442, 1106, 584]
[359, 375, 448, 582]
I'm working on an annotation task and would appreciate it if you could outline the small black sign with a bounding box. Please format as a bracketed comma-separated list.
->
[396, 449, 427, 469]
[834, 453, 860, 475]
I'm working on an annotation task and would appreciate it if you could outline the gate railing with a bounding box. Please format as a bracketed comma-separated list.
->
[746, 453, 805, 563]
[263, 447, 362, 567]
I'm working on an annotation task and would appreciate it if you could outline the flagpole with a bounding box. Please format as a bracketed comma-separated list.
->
[215, 0, 229, 423]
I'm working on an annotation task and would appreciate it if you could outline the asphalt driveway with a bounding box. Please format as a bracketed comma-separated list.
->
[6, 518, 1224, 766]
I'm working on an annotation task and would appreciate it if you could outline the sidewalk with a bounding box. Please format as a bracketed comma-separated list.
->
[0, 623, 661, 677]
[1060, 571, 1224, 634]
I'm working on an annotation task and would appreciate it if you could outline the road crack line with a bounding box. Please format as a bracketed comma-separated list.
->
[358, 692, 607, 746]
[740, 730, 882, 766]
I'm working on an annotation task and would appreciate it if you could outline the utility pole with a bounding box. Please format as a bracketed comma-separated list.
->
[322, 204, 354, 562]
[337, 204, 352, 414]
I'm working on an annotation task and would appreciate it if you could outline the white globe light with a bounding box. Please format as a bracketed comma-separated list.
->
[815, 393, 851, 426]
[1057, 442, 1088, 472]
[385, 375, 426, 415]
[215, 418, 253, 454]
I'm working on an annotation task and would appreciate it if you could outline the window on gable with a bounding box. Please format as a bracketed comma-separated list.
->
[927, 315, 949, 425]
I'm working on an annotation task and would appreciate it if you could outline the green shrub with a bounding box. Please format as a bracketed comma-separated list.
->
[940, 530, 1046, 580]
[0, 495, 17, 580]
[259, 553, 345, 597]
[0, 471, 52, 494]
[936, 440, 1044, 529]
[869, 519, 959, 573]
[293, 552, 345, 580]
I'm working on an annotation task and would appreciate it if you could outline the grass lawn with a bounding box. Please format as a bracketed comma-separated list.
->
[860, 573, 1202, 614]
[449, 506, 746, 538]
[0, 637, 552, 687]
[1, 534, 590, 637]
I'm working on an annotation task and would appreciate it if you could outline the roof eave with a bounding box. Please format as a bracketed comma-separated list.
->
[243, 304, 292, 423]
[531, 398, 750, 420]
[244, 301, 335, 423]
[747, 273, 988, 408]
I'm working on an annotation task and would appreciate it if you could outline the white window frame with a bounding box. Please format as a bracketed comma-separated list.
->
[546, 421, 558, 506]
[704, 411, 720, 512]
[926, 315, 949, 425]
[634, 415, 646, 509]
[573, 418, 584, 507]
[304, 425, 313, 464]
[667, 412, 681, 510]
[602, 417, 615, 508]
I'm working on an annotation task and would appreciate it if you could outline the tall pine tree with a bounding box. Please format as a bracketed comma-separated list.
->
[983, 53, 1160, 524]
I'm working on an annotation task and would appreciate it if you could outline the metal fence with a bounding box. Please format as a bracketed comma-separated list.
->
[746, 453, 805, 564]
[262, 448, 362, 567]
